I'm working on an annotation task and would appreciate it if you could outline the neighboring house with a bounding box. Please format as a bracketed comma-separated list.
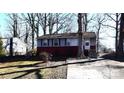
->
[2, 37, 27, 56]
[37, 32, 96, 58]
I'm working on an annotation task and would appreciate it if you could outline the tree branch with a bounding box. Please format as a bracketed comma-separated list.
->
[105, 13, 116, 22]
[101, 23, 116, 29]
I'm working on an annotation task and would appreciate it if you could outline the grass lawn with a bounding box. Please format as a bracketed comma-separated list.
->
[0, 61, 67, 79]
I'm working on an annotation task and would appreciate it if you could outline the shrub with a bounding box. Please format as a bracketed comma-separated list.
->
[0, 37, 5, 56]
[27, 49, 37, 56]
[39, 52, 52, 62]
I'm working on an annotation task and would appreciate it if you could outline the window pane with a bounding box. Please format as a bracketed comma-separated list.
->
[60, 39, 65, 46]
[53, 39, 59, 46]
[42, 39, 48, 47]
[86, 42, 89, 46]
[66, 39, 71, 46]
[49, 39, 52, 47]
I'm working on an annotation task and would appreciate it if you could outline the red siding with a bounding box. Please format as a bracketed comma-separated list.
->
[37, 46, 78, 57]
[90, 45, 96, 49]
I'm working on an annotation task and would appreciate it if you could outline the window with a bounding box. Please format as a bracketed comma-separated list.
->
[42, 39, 48, 47]
[37, 39, 41, 47]
[66, 39, 71, 46]
[60, 39, 65, 46]
[67, 42, 70, 46]
[53, 39, 59, 46]
[48, 39, 52, 47]
[85, 42, 89, 46]
[85, 41, 90, 50]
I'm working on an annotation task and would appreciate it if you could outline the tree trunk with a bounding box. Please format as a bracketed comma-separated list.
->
[56, 13, 59, 34]
[84, 13, 87, 32]
[78, 13, 84, 58]
[13, 14, 18, 37]
[96, 22, 101, 56]
[10, 38, 13, 56]
[118, 13, 124, 55]
[115, 13, 119, 55]
[32, 26, 35, 50]
[30, 14, 35, 50]
[36, 14, 39, 38]
[25, 23, 29, 54]
[96, 27, 100, 55]
[43, 13, 47, 35]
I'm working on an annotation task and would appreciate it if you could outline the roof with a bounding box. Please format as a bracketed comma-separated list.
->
[37, 32, 96, 39]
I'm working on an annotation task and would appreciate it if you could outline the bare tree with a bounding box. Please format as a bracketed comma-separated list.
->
[24, 23, 30, 53]
[37, 13, 48, 35]
[77, 13, 84, 58]
[22, 13, 39, 50]
[87, 14, 107, 55]
[28, 13, 35, 50]
[95, 14, 106, 54]
[48, 13, 56, 35]
[103, 13, 121, 54]
[7, 13, 20, 37]
[37, 13, 74, 35]
[118, 13, 124, 55]
[82, 13, 95, 32]
[21, 13, 43, 52]
[7, 13, 22, 56]
[35, 13, 40, 38]
[53, 13, 74, 34]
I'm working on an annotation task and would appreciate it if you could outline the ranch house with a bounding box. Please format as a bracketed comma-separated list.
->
[37, 32, 96, 58]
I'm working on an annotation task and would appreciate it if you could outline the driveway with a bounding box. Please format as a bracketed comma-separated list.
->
[67, 59, 124, 79]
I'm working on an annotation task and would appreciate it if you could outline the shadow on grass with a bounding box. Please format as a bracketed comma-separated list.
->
[0, 62, 45, 69]
[0, 57, 104, 79]
[6, 68, 43, 79]
[101, 53, 124, 62]
[0, 55, 67, 63]
[0, 55, 42, 63]
[0, 62, 45, 79]
[12, 69, 43, 79]
[35, 69, 43, 79]
[105, 65, 124, 69]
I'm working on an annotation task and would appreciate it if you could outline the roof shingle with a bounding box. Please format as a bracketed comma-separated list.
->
[37, 32, 96, 39]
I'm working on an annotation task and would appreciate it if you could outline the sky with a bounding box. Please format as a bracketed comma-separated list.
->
[0, 13, 115, 50]
[0, 13, 8, 37]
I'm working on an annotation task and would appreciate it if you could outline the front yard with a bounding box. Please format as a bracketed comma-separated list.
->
[0, 61, 67, 79]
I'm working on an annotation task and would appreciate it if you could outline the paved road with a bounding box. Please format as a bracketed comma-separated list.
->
[67, 59, 124, 79]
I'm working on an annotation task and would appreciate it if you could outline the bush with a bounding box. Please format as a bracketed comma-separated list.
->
[0, 38, 5, 56]
[39, 52, 52, 62]
[27, 49, 37, 56]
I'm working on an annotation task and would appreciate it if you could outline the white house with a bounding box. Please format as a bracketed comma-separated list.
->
[2, 37, 27, 56]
